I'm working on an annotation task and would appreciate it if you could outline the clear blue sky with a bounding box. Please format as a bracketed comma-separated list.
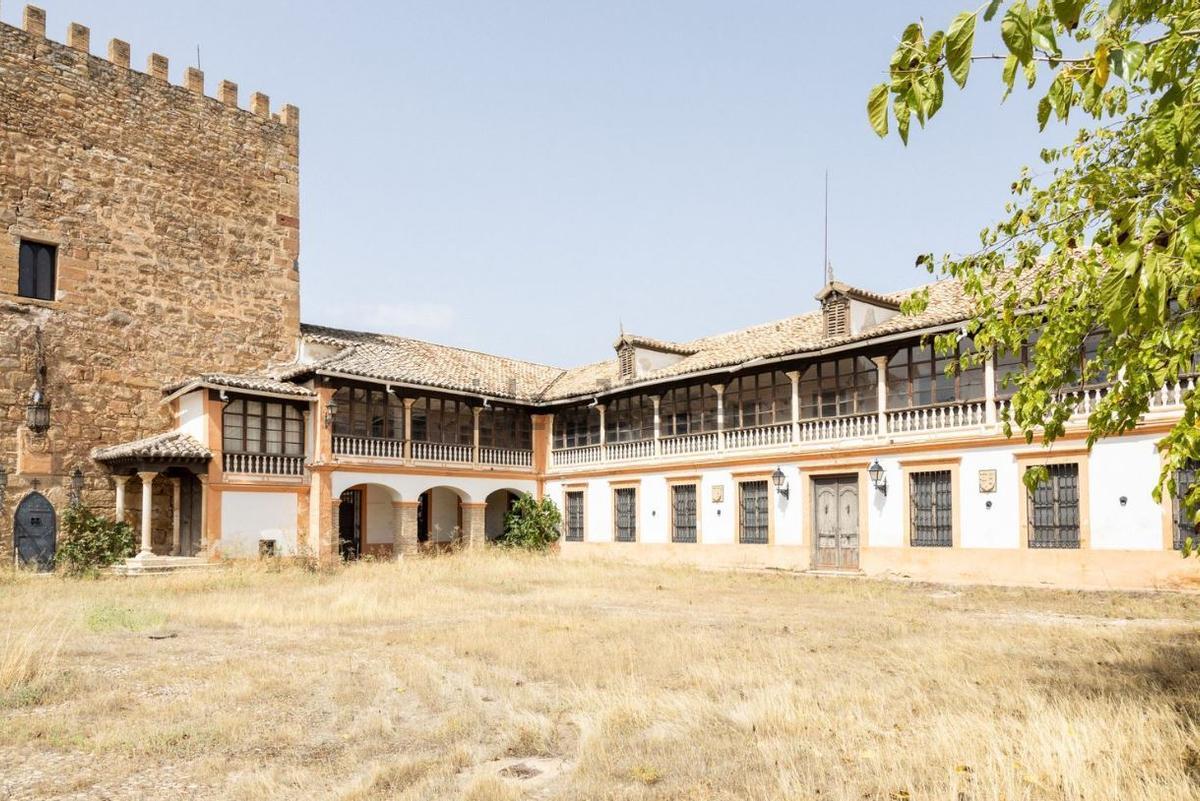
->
[19, 2, 1069, 368]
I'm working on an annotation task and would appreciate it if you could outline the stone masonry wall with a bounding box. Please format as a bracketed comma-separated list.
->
[0, 8, 301, 559]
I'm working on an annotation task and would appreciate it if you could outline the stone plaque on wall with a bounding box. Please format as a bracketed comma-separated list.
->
[978, 469, 997, 493]
[711, 485, 724, 503]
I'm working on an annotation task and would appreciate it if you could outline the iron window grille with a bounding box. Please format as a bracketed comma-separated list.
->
[909, 470, 953, 547]
[1172, 462, 1199, 551]
[564, 491, 585, 542]
[17, 240, 56, 301]
[1026, 463, 1081, 549]
[614, 487, 637, 542]
[738, 480, 769, 544]
[671, 484, 698, 543]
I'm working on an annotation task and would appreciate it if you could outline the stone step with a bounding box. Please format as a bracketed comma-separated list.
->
[112, 556, 222, 576]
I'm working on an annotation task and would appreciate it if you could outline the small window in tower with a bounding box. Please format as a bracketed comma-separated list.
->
[823, 297, 848, 337]
[17, 240, 57, 301]
[618, 344, 635, 380]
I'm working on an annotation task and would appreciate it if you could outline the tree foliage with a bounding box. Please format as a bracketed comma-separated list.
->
[498, 494, 562, 551]
[58, 504, 135, 576]
[869, 1, 1200, 524]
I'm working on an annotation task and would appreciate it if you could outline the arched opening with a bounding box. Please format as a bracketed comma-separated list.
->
[338, 483, 401, 560]
[15, 492, 56, 571]
[418, 485, 469, 551]
[484, 488, 527, 542]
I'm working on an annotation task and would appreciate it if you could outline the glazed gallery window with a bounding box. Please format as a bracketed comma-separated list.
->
[478, 405, 533, 450]
[223, 398, 305, 455]
[737, 480, 770, 544]
[564, 491, 585, 542]
[996, 331, 1105, 399]
[909, 470, 953, 547]
[724, 370, 792, 430]
[1026, 463, 1081, 549]
[670, 484, 698, 543]
[659, 385, 718, 437]
[887, 339, 984, 409]
[331, 385, 403, 439]
[799, 357, 877, 419]
[410, 397, 474, 445]
[605, 395, 655, 443]
[614, 487, 637, 542]
[18, 239, 56, 301]
[555, 405, 601, 449]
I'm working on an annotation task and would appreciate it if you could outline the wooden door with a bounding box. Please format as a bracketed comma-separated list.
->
[812, 475, 859, 570]
[178, 474, 203, 556]
[338, 489, 362, 560]
[15, 492, 56, 571]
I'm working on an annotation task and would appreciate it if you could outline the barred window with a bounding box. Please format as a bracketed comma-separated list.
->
[564, 491, 585, 542]
[614, 487, 637, 542]
[738, 480, 769, 544]
[888, 338, 984, 409]
[799, 357, 877, 419]
[223, 398, 305, 455]
[910, 470, 953, 547]
[660, 385, 718, 437]
[671, 484, 698, 543]
[555, 405, 602, 449]
[1172, 462, 1199, 551]
[724, 370, 792, 430]
[1027, 463, 1081, 548]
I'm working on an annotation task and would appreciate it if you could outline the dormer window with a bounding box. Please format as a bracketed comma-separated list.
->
[618, 343, 635, 380]
[815, 281, 901, 338]
[613, 333, 698, 382]
[823, 296, 849, 336]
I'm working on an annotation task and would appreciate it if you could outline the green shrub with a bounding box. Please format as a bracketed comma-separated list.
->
[498, 495, 562, 551]
[57, 505, 135, 576]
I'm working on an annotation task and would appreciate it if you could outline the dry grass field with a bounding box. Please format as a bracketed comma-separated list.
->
[2, 554, 1200, 801]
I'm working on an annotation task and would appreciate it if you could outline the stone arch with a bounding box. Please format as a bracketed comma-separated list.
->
[338, 481, 402, 560]
[14, 491, 57, 571]
[484, 487, 529, 542]
[418, 484, 472, 547]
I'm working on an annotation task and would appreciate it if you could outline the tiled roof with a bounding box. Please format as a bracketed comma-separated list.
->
[162, 373, 316, 398]
[297, 324, 565, 403]
[92, 431, 212, 463]
[814, 280, 902, 309]
[289, 278, 974, 405]
[539, 278, 971, 401]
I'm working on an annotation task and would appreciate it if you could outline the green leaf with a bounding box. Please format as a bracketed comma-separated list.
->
[867, 83, 889, 137]
[1001, 3, 1034, 65]
[1119, 41, 1146, 82]
[1094, 45, 1110, 88]
[1032, 13, 1059, 56]
[1037, 96, 1052, 130]
[1002, 54, 1019, 100]
[945, 12, 976, 88]
[1024, 59, 1037, 88]
[984, 0, 1003, 22]
[895, 95, 911, 144]
[1052, 0, 1085, 28]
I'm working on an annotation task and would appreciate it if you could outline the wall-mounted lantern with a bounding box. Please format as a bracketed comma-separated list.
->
[324, 397, 339, 428]
[868, 459, 888, 496]
[69, 468, 84, 505]
[25, 328, 51, 435]
[772, 466, 789, 499]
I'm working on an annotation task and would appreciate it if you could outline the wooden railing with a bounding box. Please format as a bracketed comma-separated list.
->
[479, 446, 533, 468]
[411, 441, 473, 463]
[725, 423, 792, 450]
[661, 431, 719, 456]
[799, 414, 877, 442]
[886, 402, 987, 435]
[333, 435, 404, 459]
[223, 452, 306, 476]
[551, 444, 603, 467]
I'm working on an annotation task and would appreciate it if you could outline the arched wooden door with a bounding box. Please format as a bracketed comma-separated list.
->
[15, 492, 56, 571]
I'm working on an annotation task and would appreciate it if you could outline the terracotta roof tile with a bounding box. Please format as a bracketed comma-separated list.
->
[92, 431, 212, 463]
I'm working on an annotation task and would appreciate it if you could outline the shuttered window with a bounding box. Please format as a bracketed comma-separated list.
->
[909, 470, 953, 547]
[823, 297, 848, 336]
[671, 484, 697, 543]
[564, 491, 584, 542]
[738, 480, 769, 544]
[18, 240, 56, 301]
[1172, 462, 1199, 551]
[614, 488, 637, 542]
[1027, 464, 1081, 548]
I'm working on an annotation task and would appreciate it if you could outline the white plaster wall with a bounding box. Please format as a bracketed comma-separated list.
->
[485, 491, 513, 540]
[1090, 435, 1162, 549]
[633, 347, 684, 377]
[364, 484, 394, 545]
[330, 471, 535, 504]
[176, 390, 206, 443]
[866, 456, 902, 547]
[429, 486, 460, 543]
[848, 298, 899, 334]
[220, 491, 298, 556]
[959, 446, 1021, 548]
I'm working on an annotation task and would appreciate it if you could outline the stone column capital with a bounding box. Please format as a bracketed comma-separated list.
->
[136, 470, 160, 483]
[112, 474, 131, 486]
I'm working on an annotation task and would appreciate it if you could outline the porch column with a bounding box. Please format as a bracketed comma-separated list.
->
[113, 474, 130, 524]
[597, 404, 607, 462]
[394, 500, 419, 556]
[403, 398, 414, 460]
[872, 356, 889, 438]
[472, 407, 482, 465]
[985, 357, 997, 426]
[712, 383, 725, 452]
[197, 473, 211, 556]
[170, 477, 182, 556]
[651, 396, 661, 457]
[786, 370, 801, 444]
[136, 470, 158, 558]
[461, 502, 487, 548]
[330, 497, 342, 558]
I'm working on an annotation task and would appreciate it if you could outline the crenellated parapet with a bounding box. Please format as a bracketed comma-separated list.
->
[5, 4, 299, 129]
